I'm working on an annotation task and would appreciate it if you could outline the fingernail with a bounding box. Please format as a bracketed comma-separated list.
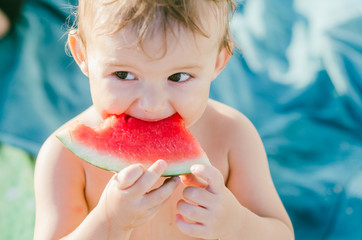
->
[157, 159, 167, 169]
[190, 165, 199, 172]
[135, 164, 145, 175]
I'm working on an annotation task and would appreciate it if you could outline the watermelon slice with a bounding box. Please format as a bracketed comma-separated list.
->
[56, 113, 210, 176]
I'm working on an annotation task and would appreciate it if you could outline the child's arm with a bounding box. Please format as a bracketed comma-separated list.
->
[34, 136, 179, 240]
[176, 111, 294, 239]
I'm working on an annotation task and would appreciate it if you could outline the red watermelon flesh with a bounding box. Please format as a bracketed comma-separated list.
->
[56, 113, 210, 176]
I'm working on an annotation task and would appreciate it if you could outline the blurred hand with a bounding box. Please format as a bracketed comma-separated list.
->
[0, 9, 10, 39]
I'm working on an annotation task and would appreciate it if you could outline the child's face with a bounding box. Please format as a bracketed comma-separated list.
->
[79, 23, 228, 127]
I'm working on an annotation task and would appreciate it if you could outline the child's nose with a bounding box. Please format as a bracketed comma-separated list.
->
[138, 84, 167, 113]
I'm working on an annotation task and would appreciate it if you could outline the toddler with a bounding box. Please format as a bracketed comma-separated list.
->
[34, 0, 293, 239]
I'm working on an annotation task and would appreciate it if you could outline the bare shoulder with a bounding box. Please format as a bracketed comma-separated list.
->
[202, 99, 270, 179]
[190, 100, 263, 180]
[202, 99, 266, 164]
[34, 106, 103, 191]
[35, 106, 99, 173]
[200, 99, 256, 139]
[34, 107, 98, 239]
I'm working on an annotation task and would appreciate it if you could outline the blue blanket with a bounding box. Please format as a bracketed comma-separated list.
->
[0, 0, 92, 155]
[211, 0, 362, 239]
[0, 0, 361, 239]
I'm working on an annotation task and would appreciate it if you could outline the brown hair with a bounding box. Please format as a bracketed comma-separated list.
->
[72, 0, 236, 54]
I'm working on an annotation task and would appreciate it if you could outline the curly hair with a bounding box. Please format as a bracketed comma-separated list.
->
[72, 0, 236, 54]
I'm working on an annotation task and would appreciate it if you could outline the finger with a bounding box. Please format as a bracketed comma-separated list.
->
[115, 164, 145, 190]
[131, 160, 168, 195]
[182, 186, 214, 208]
[175, 214, 205, 238]
[145, 177, 180, 208]
[180, 174, 208, 188]
[190, 164, 225, 194]
[177, 199, 208, 224]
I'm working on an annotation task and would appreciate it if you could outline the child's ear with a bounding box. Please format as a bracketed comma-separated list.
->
[68, 31, 89, 76]
[212, 44, 233, 80]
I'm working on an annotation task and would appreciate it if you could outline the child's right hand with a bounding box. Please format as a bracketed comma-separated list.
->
[96, 160, 179, 234]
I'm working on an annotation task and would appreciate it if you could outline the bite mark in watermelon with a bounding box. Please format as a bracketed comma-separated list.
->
[56, 113, 210, 176]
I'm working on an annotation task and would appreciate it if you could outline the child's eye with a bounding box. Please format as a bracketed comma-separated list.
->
[115, 71, 136, 80]
[168, 73, 191, 82]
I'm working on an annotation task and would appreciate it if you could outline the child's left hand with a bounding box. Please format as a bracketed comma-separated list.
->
[176, 164, 244, 239]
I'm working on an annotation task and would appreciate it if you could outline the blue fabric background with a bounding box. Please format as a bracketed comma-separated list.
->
[210, 0, 362, 239]
[0, 0, 92, 154]
[0, 0, 361, 239]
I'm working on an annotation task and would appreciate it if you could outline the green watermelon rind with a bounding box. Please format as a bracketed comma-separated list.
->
[56, 128, 211, 176]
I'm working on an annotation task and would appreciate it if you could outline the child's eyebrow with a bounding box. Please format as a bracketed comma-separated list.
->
[171, 64, 203, 72]
[106, 61, 203, 73]
[107, 62, 130, 68]
[105, 60, 135, 70]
